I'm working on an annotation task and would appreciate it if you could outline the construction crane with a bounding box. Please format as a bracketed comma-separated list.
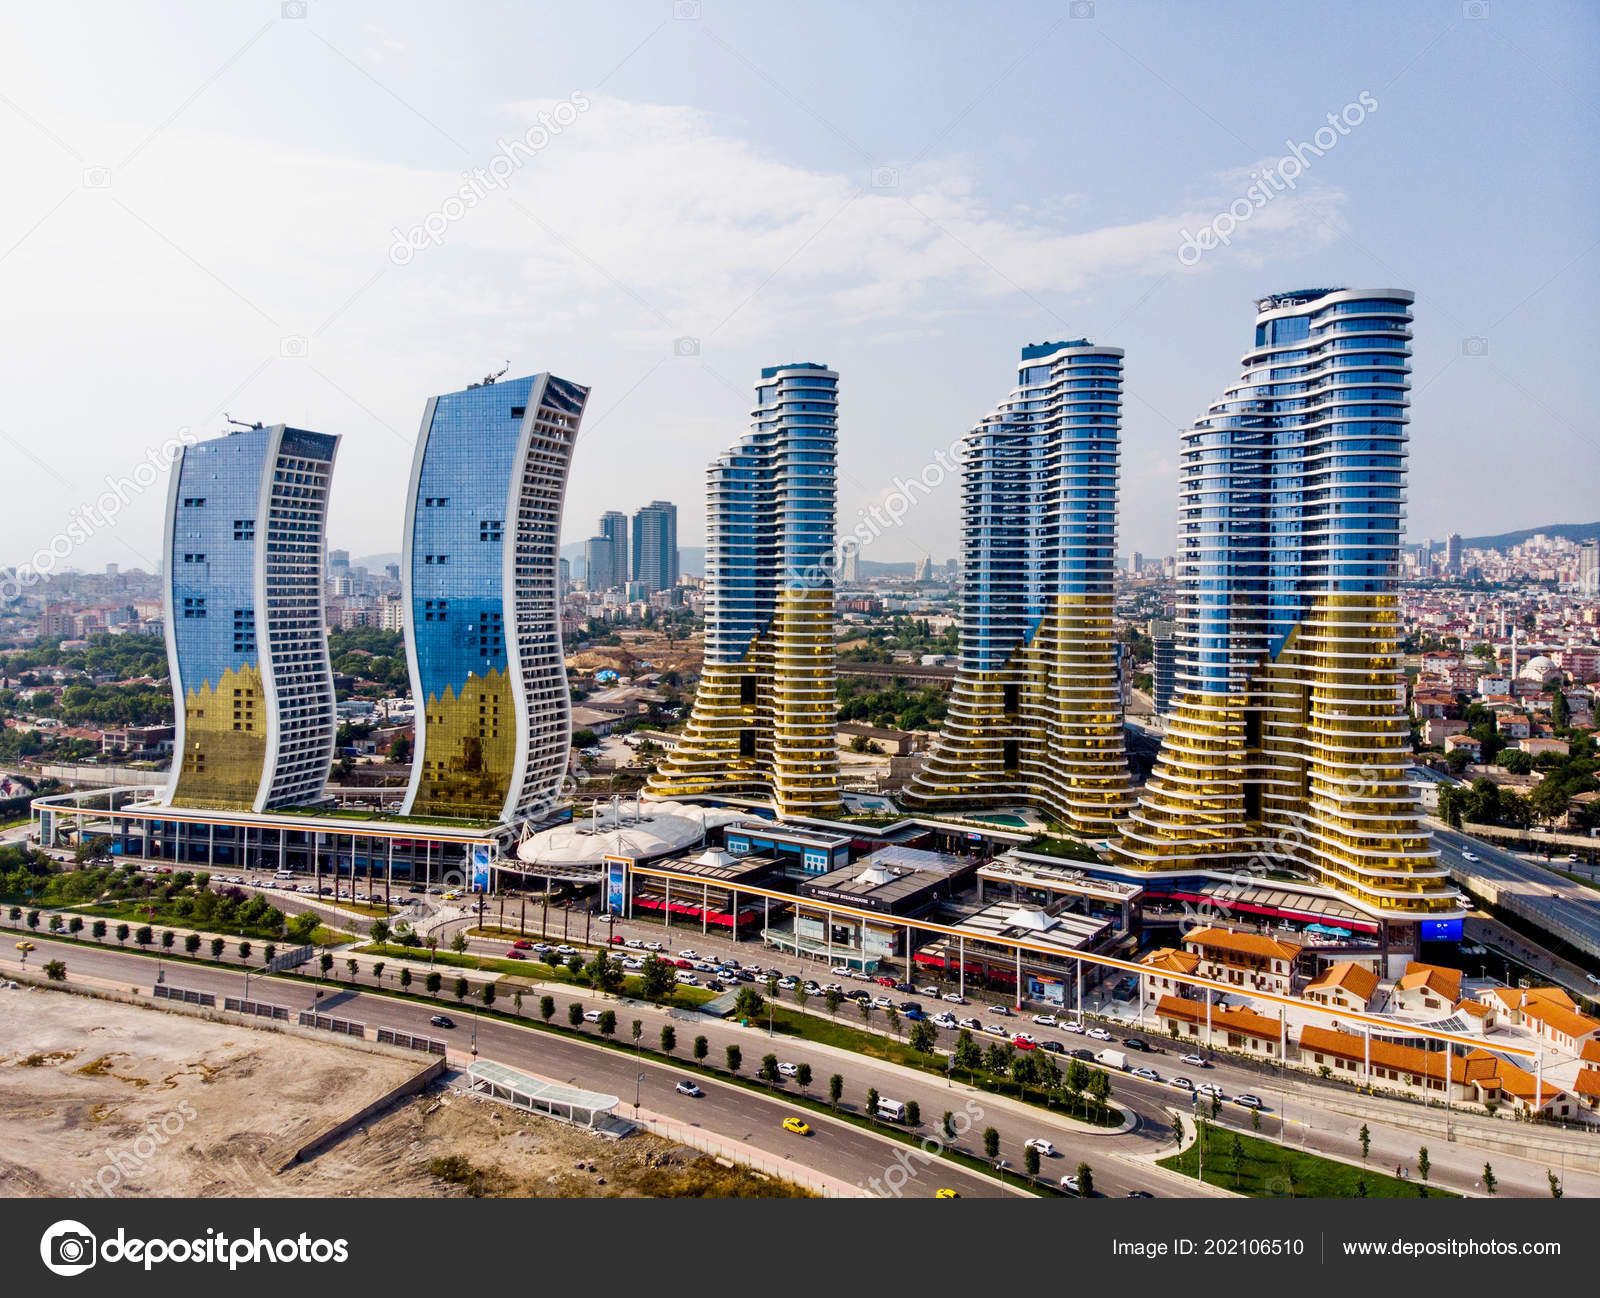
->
[223, 413, 264, 431]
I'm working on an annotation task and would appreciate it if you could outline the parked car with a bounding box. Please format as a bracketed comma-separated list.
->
[1122, 1037, 1151, 1052]
[942, 992, 967, 1004]
[511, 939, 534, 949]
[777, 1062, 799, 1078]
[1085, 1027, 1111, 1041]
[1012, 1034, 1038, 1050]
[1039, 1040, 1064, 1054]
[1179, 1053, 1208, 1068]
[1233, 1094, 1265, 1110]
[677, 949, 700, 960]
[1032, 1013, 1059, 1026]
[1169, 1076, 1195, 1091]
[983, 1023, 1008, 1037]
[1132, 1067, 1160, 1082]
[958, 1017, 983, 1030]
[872, 996, 893, 1009]
[1061, 1020, 1085, 1034]
[918, 985, 940, 997]
[1061, 1174, 1084, 1194]
[504, 949, 526, 960]
[583, 1009, 603, 1022]
[987, 1005, 1010, 1016]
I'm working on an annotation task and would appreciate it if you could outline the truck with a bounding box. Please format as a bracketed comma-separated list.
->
[1094, 1049, 1127, 1071]
[875, 1097, 907, 1122]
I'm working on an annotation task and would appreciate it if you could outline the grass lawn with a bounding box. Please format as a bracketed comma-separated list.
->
[1159, 1122, 1458, 1198]
[354, 941, 717, 1007]
[65, 900, 345, 946]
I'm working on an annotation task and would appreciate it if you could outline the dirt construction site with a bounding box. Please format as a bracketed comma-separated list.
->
[0, 985, 803, 1198]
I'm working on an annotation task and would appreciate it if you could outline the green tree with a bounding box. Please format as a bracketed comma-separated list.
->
[135, 924, 153, 948]
[43, 958, 66, 981]
[983, 1126, 1000, 1160]
[569, 1002, 583, 1026]
[640, 954, 676, 1001]
[824, 988, 843, 1017]
[481, 982, 495, 1008]
[370, 919, 390, 945]
[1482, 1163, 1496, 1195]
[597, 1009, 616, 1036]
[540, 994, 554, 1021]
[1025, 1144, 1041, 1177]
[694, 1035, 709, 1063]
[908, 1019, 938, 1053]
[211, 936, 225, 960]
[1075, 1163, 1094, 1197]
[942, 1110, 956, 1139]
[184, 932, 200, 954]
[93, 919, 107, 943]
[829, 1073, 843, 1109]
[867, 1087, 880, 1119]
[116, 923, 130, 945]
[725, 1044, 742, 1074]
[953, 1029, 983, 1078]
[586, 949, 623, 992]
[373, 961, 385, 982]
[733, 986, 765, 1020]
[1549, 1170, 1564, 1198]
[451, 931, 468, 955]
[425, 971, 442, 996]
[346, 957, 358, 980]
[161, 928, 174, 949]
[1359, 1124, 1370, 1160]
[885, 1006, 900, 1038]
[1418, 1146, 1430, 1182]
[319, 951, 333, 975]
[906, 1099, 920, 1127]
[796, 1062, 812, 1092]
[660, 1024, 676, 1053]
[400, 967, 412, 990]
[760, 1053, 781, 1085]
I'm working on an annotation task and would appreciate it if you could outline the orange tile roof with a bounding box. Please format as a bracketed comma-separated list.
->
[1298, 1025, 1460, 1081]
[1140, 947, 1201, 975]
[1579, 1039, 1600, 1066]
[1397, 961, 1463, 1001]
[1183, 926, 1302, 963]
[1155, 996, 1282, 1041]
[1574, 1070, 1600, 1099]
[1521, 1001, 1600, 1042]
[1305, 961, 1379, 1002]
[1523, 986, 1578, 1012]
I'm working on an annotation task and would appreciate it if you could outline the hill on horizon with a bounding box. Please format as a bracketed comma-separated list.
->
[1457, 520, 1600, 551]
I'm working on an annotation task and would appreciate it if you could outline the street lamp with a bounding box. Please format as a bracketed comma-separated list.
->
[635, 1071, 644, 1118]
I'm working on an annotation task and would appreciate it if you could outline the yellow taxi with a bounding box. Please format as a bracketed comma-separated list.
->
[781, 1116, 812, 1136]
[935, 1188, 961, 1199]
[15, 941, 34, 953]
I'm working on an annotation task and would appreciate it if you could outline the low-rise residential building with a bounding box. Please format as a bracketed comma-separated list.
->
[1519, 737, 1570, 758]
[1139, 946, 1202, 1008]
[1392, 961, 1463, 1014]
[1180, 926, 1302, 997]
[1496, 712, 1532, 739]
[1154, 996, 1285, 1059]
[1424, 717, 1469, 746]
[1303, 960, 1381, 1012]
[1443, 734, 1482, 760]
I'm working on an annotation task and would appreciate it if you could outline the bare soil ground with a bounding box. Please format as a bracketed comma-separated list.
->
[0, 987, 804, 1198]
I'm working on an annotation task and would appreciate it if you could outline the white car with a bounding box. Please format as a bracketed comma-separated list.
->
[983, 1023, 1008, 1037]
[988, 1005, 1010, 1017]
[1169, 1076, 1195, 1091]
[1085, 1027, 1111, 1041]
[675, 971, 699, 984]
[777, 1062, 799, 1077]
[958, 1017, 983, 1030]
[1179, 1053, 1208, 1068]
[643, 941, 665, 952]
[918, 985, 940, 996]
[583, 1009, 603, 1022]
[677, 949, 700, 959]
[1013, 1032, 1038, 1046]
[1061, 1021, 1085, 1034]
[1461, 850, 1479, 862]
[831, 966, 851, 977]
[622, 957, 644, 970]
[675, 1080, 703, 1097]
[1132, 1067, 1160, 1082]
[1031, 1013, 1058, 1027]
[1195, 1082, 1225, 1099]
[1061, 1174, 1084, 1194]
[1024, 1138, 1056, 1157]
[933, 1014, 959, 1029]
[943, 992, 967, 1004]
[872, 996, 893, 1009]
[778, 977, 798, 991]
[1587, 974, 1600, 988]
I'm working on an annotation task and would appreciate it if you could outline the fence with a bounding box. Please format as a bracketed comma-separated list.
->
[152, 984, 215, 1007]
[223, 995, 290, 1022]
[267, 944, 315, 973]
[633, 1112, 863, 1198]
[376, 1027, 447, 1056]
[297, 1011, 366, 1036]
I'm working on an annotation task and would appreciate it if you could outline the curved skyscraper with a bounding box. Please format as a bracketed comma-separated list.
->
[648, 363, 839, 817]
[401, 372, 588, 824]
[164, 424, 339, 811]
[1111, 289, 1459, 923]
[905, 340, 1134, 835]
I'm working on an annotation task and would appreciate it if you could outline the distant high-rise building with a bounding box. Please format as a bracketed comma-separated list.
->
[913, 554, 933, 582]
[1150, 618, 1176, 716]
[384, 562, 400, 583]
[402, 371, 588, 823]
[905, 339, 1133, 835]
[1130, 551, 1143, 575]
[1446, 532, 1463, 575]
[164, 424, 338, 811]
[837, 539, 860, 584]
[1579, 539, 1598, 594]
[649, 363, 840, 816]
[583, 535, 614, 593]
[105, 563, 119, 578]
[1111, 288, 1457, 925]
[328, 548, 350, 580]
[558, 556, 571, 596]
[600, 510, 629, 587]
[632, 499, 679, 595]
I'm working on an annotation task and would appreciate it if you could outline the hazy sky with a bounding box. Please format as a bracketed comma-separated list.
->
[2, 0, 1595, 576]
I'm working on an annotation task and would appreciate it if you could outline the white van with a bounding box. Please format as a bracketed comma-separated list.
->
[1094, 1049, 1127, 1071]
[273, 869, 294, 881]
[876, 1097, 907, 1122]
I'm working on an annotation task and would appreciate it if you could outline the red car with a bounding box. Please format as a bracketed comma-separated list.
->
[674, 958, 695, 969]
[505, 949, 526, 960]
[1012, 1035, 1038, 1050]
[609, 935, 625, 945]
[876, 975, 897, 988]
[512, 939, 534, 950]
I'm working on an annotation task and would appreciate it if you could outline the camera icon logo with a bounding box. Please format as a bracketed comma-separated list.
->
[1463, 0, 1487, 17]
[673, 336, 700, 357]
[1069, 0, 1095, 17]
[673, 0, 702, 18]
[1461, 335, 1489, 358]
[41, 1220, 97, 1276]
[280, 335, 309, 359]
[282, 1, 308, 18]
[82, 167, 111, 189]
[870, 166, 899, 190]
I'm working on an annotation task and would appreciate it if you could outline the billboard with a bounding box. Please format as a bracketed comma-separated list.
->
[471, 846, 491, 893]
[604, 854, 629, 916]
[1421, 917, 1464, 943]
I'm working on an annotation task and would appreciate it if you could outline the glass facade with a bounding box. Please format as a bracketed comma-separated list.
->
[648, 363, 840, 816]
[1112, 289, 1458, 919]
[402, 373, 588, 824]
[165, 425, 338, 811]
[906, 341, 1133, 834]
